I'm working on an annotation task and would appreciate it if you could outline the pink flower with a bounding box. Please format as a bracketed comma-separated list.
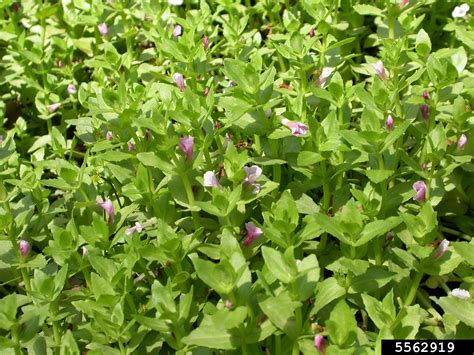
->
[243, 165, 262, 194]
[434, 239, 449, 259]
[179, 136, 194, 160]
[125, 222, 143, 236]
[203, 171, 220, 188]
[173, 25, 182, 38]
[204, 87, 209, 97]
[452, 288, 470, 300]
[19, 240, 30, 257]
[314, 335, 326, 354]
[47, 103, 61, 113]
[317, 67, 333, 87]
[400, 0, 409, 8]
[67, 84, 76, 95]
[309, 28, 315, 38]
[386, 115, 394, 132]
[412, 181, 427, 202]
[243, 222, 263, 247]
[224, 300, 233, 309]
[127, 141, 135, 151]
[281, 118, 309, 136]
[98, 23, 108, 37]
[420, 105, 430, 121]
[457, 134, 467, 150]
[373, 60, 388, 80]
[106, 131, 113, 141]
[97, 197, 114, 224]
[203, 36, 209, 50]
[57, 60, 64, 68]
[173, 73, 186, 91]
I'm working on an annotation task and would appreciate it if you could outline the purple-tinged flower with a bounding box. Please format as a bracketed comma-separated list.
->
[373, 60, 388, 80]
[452, 288, 470, 300]
[386, 114, 394, 132]
[125, 222, 143, 236]
[309, 28, 315, 38]
[203, 36, 209, 50]
[47, 103, 61, 113]
[281, 118, 309, 136]
[243, 222, 262, 247]
[81, 246, 88, 257]
[422, 90, 430, 101]
[19, 240, 30, 257]
[97, 197, 114, 224]
[179, 136, 194, 160]
[204, 87, 209, 97]
[173, 25, 182, 38]
[457, 134, 467, 150]
[224, 300, 233, 309]
[57, 60, 64, 68]
[0, 135, 3, 144]
[203, 171, 220, 188]
[173, 73, 186, 91]
[168, 0, 183, 5]
[317, 67, 333, 87]
[127, 141, 135, 151]
[106, 131, 113, 141]
[213, 120, 221, 130]
[314, 335, 326, 354]
[98, 23, 108, 37]
[400, 0, 409, 8]
[67, 84, 76, 95]
[11, 2, 20, 13]
[243, 165, 262, 194]
[452, 4, 470, 18]
[420, 105, 430, 121]
[412, 181, 427, 202]
[434, 239, 449, 259]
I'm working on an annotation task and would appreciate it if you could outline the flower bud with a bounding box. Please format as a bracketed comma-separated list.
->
[412, 181, 427, 202]
[98, 23, 108, 37]
[457, 134, 467, 150]
[173, 25, 182, 38]
[386, 115, 394, 132]
[309, 28, 315, 38]
[173, 73, 186, 91]
[373, 60, 388, 80]
[203, 36, 209, 50]
[67, 84, 76, 95]
[19, 240, 30, 257]
[434, 239, 449, 259]
[314, 335, 326, 354]
[451, 288, 470, 300]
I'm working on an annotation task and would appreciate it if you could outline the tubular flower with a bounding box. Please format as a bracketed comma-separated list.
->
[243, 165, 262, 194]
[457, 134, 467, 150]
[386, 115, 394, 132]
[127, 141, 135, 151]
[452, 4, 470, 18]
[173, 73, 186, 91]
[173, 25, 182, 38]
[422, 90, 430, 101]
[309, 28, 315, 38]
[47, 103, 61, 113]
[19, 240, 30, 257]
[203, 36, 209, 50]
[125, 222, 143, 236]
[67, 84, 76, 95]
[420, 105, 430, 121]
[204, 87, 209, 96]
[243, 222, 263, 247]
[412, 181, 427, 202]
[314, 335, 326, 354]
[203, 171, 220, 188]
[97, 197, 114, 224]
[106, 131, 113, 141]
[317, 67, 333, 87]
[451, 288, 470, 300]
[98, 23, 108, 36]
[179, 136, 194, 160]
[400, 0, 409, 8]
[373, 60, 388, 80]
[434, 239, 449, 259]
[281, 118, 309, 136]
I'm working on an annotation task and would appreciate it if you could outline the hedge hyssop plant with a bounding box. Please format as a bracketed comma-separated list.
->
[0, 0, 473, 354]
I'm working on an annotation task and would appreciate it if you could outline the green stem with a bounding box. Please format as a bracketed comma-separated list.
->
[181, 171, 201, 230]
[405, 270, 423, 306]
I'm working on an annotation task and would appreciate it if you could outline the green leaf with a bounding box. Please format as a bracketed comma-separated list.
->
[452, 242, 474, 266]
[349, 267, 396, 293]
[258, 291, 301, 338]
[313, 213, 351, 245]
[261, 246, 296, 284]
[361, 291, 396, 330]
[136, 152, 175, 175]
[223, 59, 259, 95]
[366, 170, 394, 184]
[355, 217, 402, 247]
[326, 300, 357, 347]
[297, 151, 325, 166]
[353, 4, 383, 16]
[433, 296, 474, 327]
[190, 255, 236, 295]
[310, 278, 346, 316]
[415, 29, 431, 57]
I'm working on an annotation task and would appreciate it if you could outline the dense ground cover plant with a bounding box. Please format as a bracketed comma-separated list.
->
[0, 0, 473, 353]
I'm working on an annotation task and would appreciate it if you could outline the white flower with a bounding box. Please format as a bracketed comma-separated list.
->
[451, 288, 470, 300]
[168, 0, 183, 5]
[452, 4, 470, 18]
[203, 171, 220, 188]
[125, 222, 143, 236]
